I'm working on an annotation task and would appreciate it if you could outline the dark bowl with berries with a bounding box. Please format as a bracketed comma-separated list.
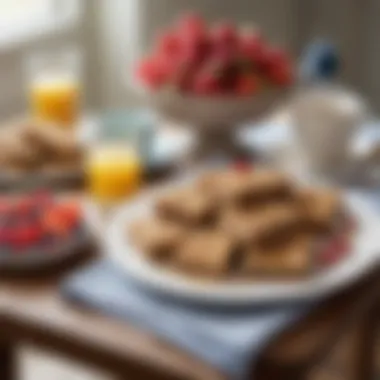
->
[135, 13, 293, 157]
[0, 191, 91, 271]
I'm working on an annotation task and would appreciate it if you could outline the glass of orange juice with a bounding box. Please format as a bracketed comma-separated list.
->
[85, 110, 154, 206]
[26, 49, 81, 127]
[86, 143, 143, 205]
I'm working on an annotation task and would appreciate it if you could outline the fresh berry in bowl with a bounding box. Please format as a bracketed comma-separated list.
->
[134, 13, 294, 158]
[136, 13, 293, 96]
[0, 191, 90, 270]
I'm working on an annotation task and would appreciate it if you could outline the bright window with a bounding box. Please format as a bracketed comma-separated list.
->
[0, 0, 79, 48]
[0, 0, 54, 24]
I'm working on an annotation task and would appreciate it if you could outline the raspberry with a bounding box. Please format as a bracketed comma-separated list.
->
[192, 72, 219, 95]
[233, 160, 252, 172]
[210, 22, 239, 64]
[33, 190, 53, 205]
[136, 56, 172, 89]
[268, 62, 293, 86]
[240, 32, 264, 62]
[157, 30, 180, 57]
[55, 202, 81, 227]
[211, 22, 238, 47]
[235, 75, 258, 96]
[42, 209, 72, 236]
[11, 226, 43, 247]
[320, 235, 350, 266]
[171, 61, 195, 92]
[178, 12, 206, 39]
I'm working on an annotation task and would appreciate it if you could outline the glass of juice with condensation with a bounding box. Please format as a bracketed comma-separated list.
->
[26, 49, 81, 127]
[86, 144, 143, 205]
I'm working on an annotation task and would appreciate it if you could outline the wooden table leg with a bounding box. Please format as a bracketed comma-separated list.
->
[351, 303, 379, 380]
[0, 341, 16, 380]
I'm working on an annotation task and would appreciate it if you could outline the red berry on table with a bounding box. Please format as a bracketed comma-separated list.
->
[235, 75, 258, 96]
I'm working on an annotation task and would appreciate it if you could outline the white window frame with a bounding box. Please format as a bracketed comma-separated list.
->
[0, 0, 81, 51]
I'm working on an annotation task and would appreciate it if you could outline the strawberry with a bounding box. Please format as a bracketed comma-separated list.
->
[0, 228, 9, 244]
[171, 60, 195, 92]
[211, 22, 238, 48]
[136, 56, 172, 89]
[320, 235, 350, 266]
[192, 72, 219, 95]
[233, 160, 252, 172]
[157, 30, 180, 57]
[210, 22, 239, 64]
[180, 39, 207, 66]
[192, 55, 235, 94]
[239, 32, 264, 63]
[42, 209, 72, 236]
[136, 58, 155, 84]
[268, 62, 293, 86]
[15, 198, 35, 215]
[259, 47, 293, 86]
[55, 202, 81, 227]
[11, 226, 43, 247]
[176, 13, 211, 68]
[178, 12, 206, 39]
[235, 75, 258, 96]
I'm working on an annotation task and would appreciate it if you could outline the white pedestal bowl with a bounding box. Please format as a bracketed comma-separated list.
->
[147, 88, 288, 159]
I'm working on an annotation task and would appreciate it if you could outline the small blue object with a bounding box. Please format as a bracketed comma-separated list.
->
[299, 40, 340, 83]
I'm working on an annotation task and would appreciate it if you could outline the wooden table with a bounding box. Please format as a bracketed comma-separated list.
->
[0, 247, 378, 380]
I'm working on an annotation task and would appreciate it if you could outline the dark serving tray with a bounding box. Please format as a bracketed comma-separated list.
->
[0, 223, 93, 271]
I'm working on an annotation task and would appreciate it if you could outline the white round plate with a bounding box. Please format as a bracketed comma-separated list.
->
[105, 184, 380, 305]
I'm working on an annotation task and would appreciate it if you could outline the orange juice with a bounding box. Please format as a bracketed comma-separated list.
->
[30, 75, 80, 127]
[87, 145, 142, 204]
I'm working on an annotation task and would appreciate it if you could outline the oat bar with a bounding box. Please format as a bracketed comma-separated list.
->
[129, 218, 184, 261]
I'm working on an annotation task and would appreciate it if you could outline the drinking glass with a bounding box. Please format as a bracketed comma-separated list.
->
[26, 48, 82, 127]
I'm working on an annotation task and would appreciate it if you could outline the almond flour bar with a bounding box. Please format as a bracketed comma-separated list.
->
[156, 188, 216, 226]
[242, 235, 315, 276]
[175, 231, 233, 276]
[220, 204, 302, 246]
[198, 168, 292, 206]
[298, 189, 344, 233]
[129, 218, 184, 261]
